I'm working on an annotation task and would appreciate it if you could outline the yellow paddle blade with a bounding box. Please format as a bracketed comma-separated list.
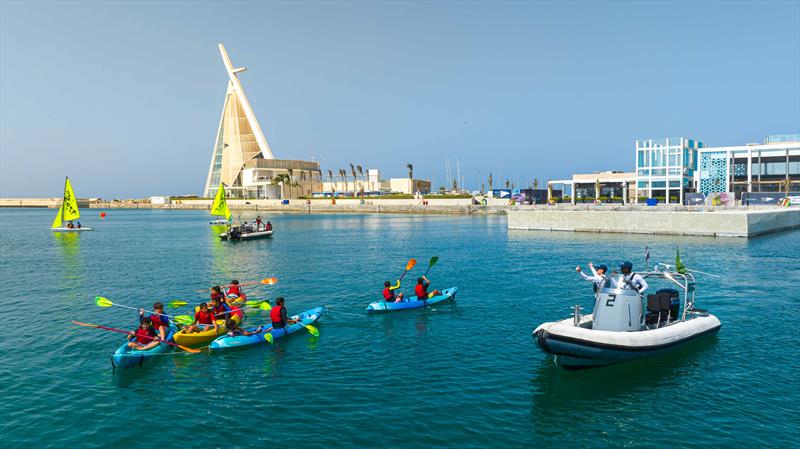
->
[259, 301, 272, 311]
[174, 315, 193, 326]
[261, 277, 278, 285]
[168, 300, 188, 308]
[304, 324, 319, 337]
[406, 259, 417, 271]
[265, 333, 273, 343]
[244, 300, 261, 307]
[95, 296, 113, 307]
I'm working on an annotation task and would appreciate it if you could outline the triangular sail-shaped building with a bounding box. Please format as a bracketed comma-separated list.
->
[204, 44, 320, 199]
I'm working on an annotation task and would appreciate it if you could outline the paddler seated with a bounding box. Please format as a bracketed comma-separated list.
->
[414, 276, 441, 300]
[210, 296, 232, 320]
[265, 221, 272, 231]
[383, 280, 404, 302]
[270, 297, 300, 330]
[575, 262, 608, 293]
[226, 280, 246, 301]
[618, 261, 648, 295]
[138, 302, 170, 340]
[127, 317, 161, 351]
[184, 302, 218, 334]
[225, 318, 263, 337]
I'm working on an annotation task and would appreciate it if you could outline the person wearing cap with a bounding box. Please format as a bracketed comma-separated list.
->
[575, 262, 609, 292]
[618, 261, 648, 294]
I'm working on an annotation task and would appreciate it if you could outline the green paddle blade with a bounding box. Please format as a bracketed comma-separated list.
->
[167, 300, 188, 309]
[304, 324, 319, 337]
[174, 315, 193, 326]
[429, 256, 439, 267]
[95, 296, 113, 307]
[264, 333, 273, 343]
[259, 301, 272, 311]
[244, 300, 261, 307]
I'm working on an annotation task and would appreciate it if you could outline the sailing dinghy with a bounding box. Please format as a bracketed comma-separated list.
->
[52, 177, 93, 232]
[209, 182, 232, 225]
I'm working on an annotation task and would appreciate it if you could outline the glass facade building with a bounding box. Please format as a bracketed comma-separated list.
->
[635, 137, 702, 204]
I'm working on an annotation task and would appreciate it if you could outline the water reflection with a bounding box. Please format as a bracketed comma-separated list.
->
[52, 232, 86, 299]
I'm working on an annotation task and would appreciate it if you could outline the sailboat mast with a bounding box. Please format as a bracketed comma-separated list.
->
[62, 177, 68, 223]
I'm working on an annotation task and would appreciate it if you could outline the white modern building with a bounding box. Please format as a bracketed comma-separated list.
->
[203, 44, 321, 199]
[635, 137, 703, 204]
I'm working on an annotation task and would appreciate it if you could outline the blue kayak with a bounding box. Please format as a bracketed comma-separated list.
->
[366, 287, 458, 313]
[209, 306, 324, 351]
[111, 325, 177, 369]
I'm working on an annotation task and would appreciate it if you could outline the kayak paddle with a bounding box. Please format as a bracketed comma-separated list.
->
[297, 322, 320, 337]
[96, 297, 181, 321]
[167, 300, 188, 308]
[172, 301, 271, 327]
[398, 258, 417, 282]
[71, 320, 201, 354]
[423, 256, 439, 276]
[194, 277, 278, 292]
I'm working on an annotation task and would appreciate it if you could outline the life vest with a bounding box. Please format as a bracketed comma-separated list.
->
[228, 284, 241, 297]
[150, 314, 168, 328]
[195, 310, 214, 325]
[383, 287, 394, 300]
[415, 283, 428, 299]
[270, 305, 285, 326]
[135, 327, 156, 344]
[212, 304, 229, 319]
[211, 292, 225, 303]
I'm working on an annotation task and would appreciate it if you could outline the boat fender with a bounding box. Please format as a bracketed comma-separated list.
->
[535, 329, 552, 354]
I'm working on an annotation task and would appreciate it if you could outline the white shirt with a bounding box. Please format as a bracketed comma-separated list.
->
[618, 273, 648, 293]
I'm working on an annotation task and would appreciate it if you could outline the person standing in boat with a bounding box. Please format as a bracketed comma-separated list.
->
[618, 261, 648, 294]
[255, 216, 263, 231]
[270, 297, 300, 330]
[575, 262, 608, 292]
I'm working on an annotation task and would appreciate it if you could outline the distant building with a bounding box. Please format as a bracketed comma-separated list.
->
[635, 137, 702, 204]
[548, 171, 636, 204]
[319, 169, 431, 196]
[203, 44, 321, 199]
[696, 133, 800, 197]
[389, 178, 431, 195]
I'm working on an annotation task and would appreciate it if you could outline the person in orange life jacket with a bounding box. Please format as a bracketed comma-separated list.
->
[127, 317, 161, 350]
[138, 302, 170, 340]
[383, 280, 404, 302]
[226, 280, 246, 301]
[415, 276, 440, 300]
[270, 297, 300, 330]
[225, 317, 262, 337]
[184, 302, 218, 334]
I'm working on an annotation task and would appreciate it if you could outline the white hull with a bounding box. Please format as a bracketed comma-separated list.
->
[209, 219, 229, 225]
[52, 227, 94, 232]
[220, 230, 273, 240]
[533, 313, 721, 369]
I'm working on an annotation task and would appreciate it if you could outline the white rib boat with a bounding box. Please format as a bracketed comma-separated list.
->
[533, 266, 721, 369]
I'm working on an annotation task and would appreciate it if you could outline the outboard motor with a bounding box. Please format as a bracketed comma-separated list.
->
[592, 287, 643, 331]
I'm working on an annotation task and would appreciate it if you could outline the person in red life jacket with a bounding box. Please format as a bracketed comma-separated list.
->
[127, 317, 161, 350]
[383, 280, 404, 303]
[210, 285, 227, 305]
[255, 216, 263, 231]
[414, 276, 441, 301]
[226, 280, 246, 302]
[265, 221, 273, 231]
[210, 296, 232, 322]
[225, 317, 263, 337]
[138, 302, 170, 340]
[270, 297, 300, 330]
[184, 302, 218, 334]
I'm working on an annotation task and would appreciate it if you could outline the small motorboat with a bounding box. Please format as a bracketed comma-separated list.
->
[533, 265, 721, 369]
[220, 222, 274, 241]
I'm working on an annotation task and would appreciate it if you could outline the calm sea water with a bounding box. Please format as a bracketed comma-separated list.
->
[0, 208, 798, 448]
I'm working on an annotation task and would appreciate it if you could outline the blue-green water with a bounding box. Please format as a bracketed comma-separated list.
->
[1, 208, 798, 448]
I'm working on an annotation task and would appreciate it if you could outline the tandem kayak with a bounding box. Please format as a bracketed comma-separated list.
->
[172, 307, 243, 347]
[111, 325, 177, 369]
[366, 287, 458, 313]
[209, 306, 324, 351]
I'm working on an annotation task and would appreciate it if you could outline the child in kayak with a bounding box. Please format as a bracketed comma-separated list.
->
[270, 297, 300, 329]
[383, 280, 404, 302]
[210, 296, 232, 320]
[210, 285, 227, 305]
[226, 280, 246, 302]
[138, 302, 170, 340]
[127, 317, 161, 351]
[184, 302, 218, 334]
[225, 318, 263, 337]
[415, 276, 441, 300]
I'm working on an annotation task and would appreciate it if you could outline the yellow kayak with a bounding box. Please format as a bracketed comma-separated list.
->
[173, 308, 243, 347]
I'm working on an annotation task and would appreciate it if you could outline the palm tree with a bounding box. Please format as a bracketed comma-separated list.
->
[533, 178, 539, 190]
[327, 169, 333, 193]
[350, 164, 357, 196]
[488, 173, 493, 191]
[357, 165, 364, 191]
[406, 163, 414, 194]
[272, 174, 290, 199]
[340, 169, 347, 193]
[504, 179, 510, 189]
[287, 168, 295, 198]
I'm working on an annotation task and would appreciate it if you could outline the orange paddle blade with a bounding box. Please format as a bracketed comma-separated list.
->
[406, 259, 417, 271]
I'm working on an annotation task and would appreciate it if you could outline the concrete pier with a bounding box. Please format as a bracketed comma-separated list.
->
[507, 207, 800, 238]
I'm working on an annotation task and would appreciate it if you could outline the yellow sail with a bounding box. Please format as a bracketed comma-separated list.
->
[62, 177, 81, 221]
[51, 204, 64, 228]
[210, 182, 232, 220]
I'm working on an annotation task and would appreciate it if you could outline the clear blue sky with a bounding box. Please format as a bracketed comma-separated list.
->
[1, 1, 798, 198]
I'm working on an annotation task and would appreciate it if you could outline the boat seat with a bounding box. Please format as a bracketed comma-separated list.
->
[645, 293, 672, 327]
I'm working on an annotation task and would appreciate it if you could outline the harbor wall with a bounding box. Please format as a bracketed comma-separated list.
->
[507, 208, 800, 238]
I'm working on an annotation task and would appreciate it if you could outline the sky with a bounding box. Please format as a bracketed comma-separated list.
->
[1, 1, 799, 198]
